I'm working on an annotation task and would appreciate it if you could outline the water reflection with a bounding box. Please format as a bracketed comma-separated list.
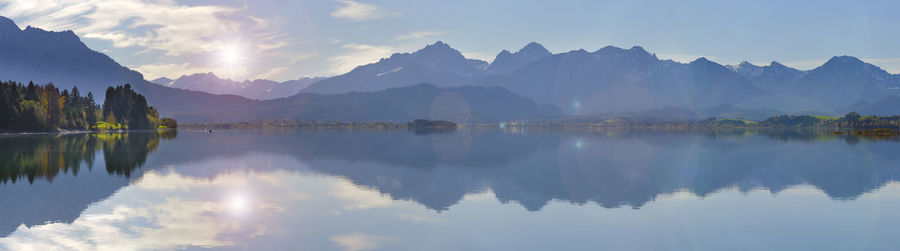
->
[0, 131, 175, 237]
[2, 129, 900, 250]
[0, 131, 176, 183]
[152, 129, 896, 211]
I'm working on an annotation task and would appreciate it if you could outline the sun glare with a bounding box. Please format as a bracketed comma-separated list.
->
[225, 191, 251, 216]
[221, 49, 240, 66]
[216, 40, 247, 79]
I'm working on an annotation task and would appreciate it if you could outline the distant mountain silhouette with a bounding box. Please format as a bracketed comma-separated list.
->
[0, 17, 558, 123]
[0, 16, 146, 100]
[161, 83, 562, 123]
[153, 72, 325, 100]
[4, 14, 900, 122]
[302, 41, 488, 94]
[476, 48, 765, 114]
[790, 56, 900, 109]
[258, 83, 562, 122]
[150, 77, 173, 85]
[307, 41, 900, 117]
[486, 42, 551, 75]
[0, 16, 266, 121]
[728, 61, 806, 92]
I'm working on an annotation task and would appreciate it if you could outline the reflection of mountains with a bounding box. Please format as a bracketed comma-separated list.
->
[4, 129, 899, 237]
[0, 132, 174, 237]
[145, 129, 900, 211]
[263, 130, 900, 211]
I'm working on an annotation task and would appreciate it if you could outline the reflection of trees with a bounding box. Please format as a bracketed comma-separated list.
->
[0, 131, 175, 184]
[0, 131, 175, 238]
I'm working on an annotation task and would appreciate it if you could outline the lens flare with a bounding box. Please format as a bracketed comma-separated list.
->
[214, 39, 247, 80]
[221, 48, 240, 67]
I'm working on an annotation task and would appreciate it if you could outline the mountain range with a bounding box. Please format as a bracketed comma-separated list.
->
[151, 73, 325, 100]
[301, 40, 900, 116]
[302, 41, 489, 94]
[3, 14, 900, 123]
[0, 16, 557, 123]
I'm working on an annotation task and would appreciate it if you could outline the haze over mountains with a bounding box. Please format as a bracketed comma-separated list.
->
[301, 40, 900, 117]
[302, 41, 490, 94]
[151, 73, 325, 100]
[0, 16, 555, 123]
[2, 15, 900, 123]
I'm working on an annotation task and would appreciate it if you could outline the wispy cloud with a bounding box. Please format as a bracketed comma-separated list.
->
[255, 33, 292, 52]
[863, 58, 900, 74]
[0, 170, 293, 250]
[330, 233, 399, 251]
[253, 67, 289, 80]
[330, 179, 395, 210]
[461, 51, 493, 62]
[780, 59, 828, 71]
[328, 43, 397, 75]
[395, 213, 446, 223]
[395, 31, 446, 41]
[0, 0, 254, 57]
[330, 0, 395, 22]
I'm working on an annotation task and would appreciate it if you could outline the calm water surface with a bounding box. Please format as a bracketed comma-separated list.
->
[1, 129, 900, 250]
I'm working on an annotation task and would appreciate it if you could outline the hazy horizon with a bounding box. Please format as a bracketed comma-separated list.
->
[2, 0, 899, 82]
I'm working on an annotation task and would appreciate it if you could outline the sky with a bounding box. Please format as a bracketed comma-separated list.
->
[0, 0, 898, 82]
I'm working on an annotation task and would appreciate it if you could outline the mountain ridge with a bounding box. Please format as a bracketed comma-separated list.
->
[3, 14, 900, 122]
[0, 17, 560, 123]
[152, 72, 326, 100]
[301, 41, 489, 94]
[301, 41, 899, 116]
[486, 42, 552, 75]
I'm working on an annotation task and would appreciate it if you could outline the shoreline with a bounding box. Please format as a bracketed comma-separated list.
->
[0, 128, 175, 135]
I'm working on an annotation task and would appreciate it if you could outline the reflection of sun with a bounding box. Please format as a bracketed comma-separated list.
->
[225, 191, 251, 216]
[229, 194, 247, 211]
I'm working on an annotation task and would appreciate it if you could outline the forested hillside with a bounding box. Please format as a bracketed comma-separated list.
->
[0, 81, 170, 132]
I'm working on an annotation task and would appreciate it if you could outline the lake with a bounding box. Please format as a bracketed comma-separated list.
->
[1, 128, 900, 250]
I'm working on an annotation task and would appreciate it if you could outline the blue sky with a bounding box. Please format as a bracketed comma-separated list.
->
[1, 0, 898, 82]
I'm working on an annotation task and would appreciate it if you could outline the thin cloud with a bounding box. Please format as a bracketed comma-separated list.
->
[330, 179, 395, 210]
[461, 51, 493, 62]
[330, 233, 399, 251]
[328, 43, 397, 75]
[395, 31, 446, 41]
[330, 0, 395, 22]
[863, 58, 900, 74]
[778, 59, 827, 71]
[253, 67, 289, 80]
[0, 0, 249, 56]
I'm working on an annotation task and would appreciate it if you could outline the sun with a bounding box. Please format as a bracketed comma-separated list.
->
[221, 48, 240, 67]
[215, 41, 247, 79]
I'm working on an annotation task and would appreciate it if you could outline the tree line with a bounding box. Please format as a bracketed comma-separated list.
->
[0, 81, 176, 132]
[760, 112, 900, 129]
